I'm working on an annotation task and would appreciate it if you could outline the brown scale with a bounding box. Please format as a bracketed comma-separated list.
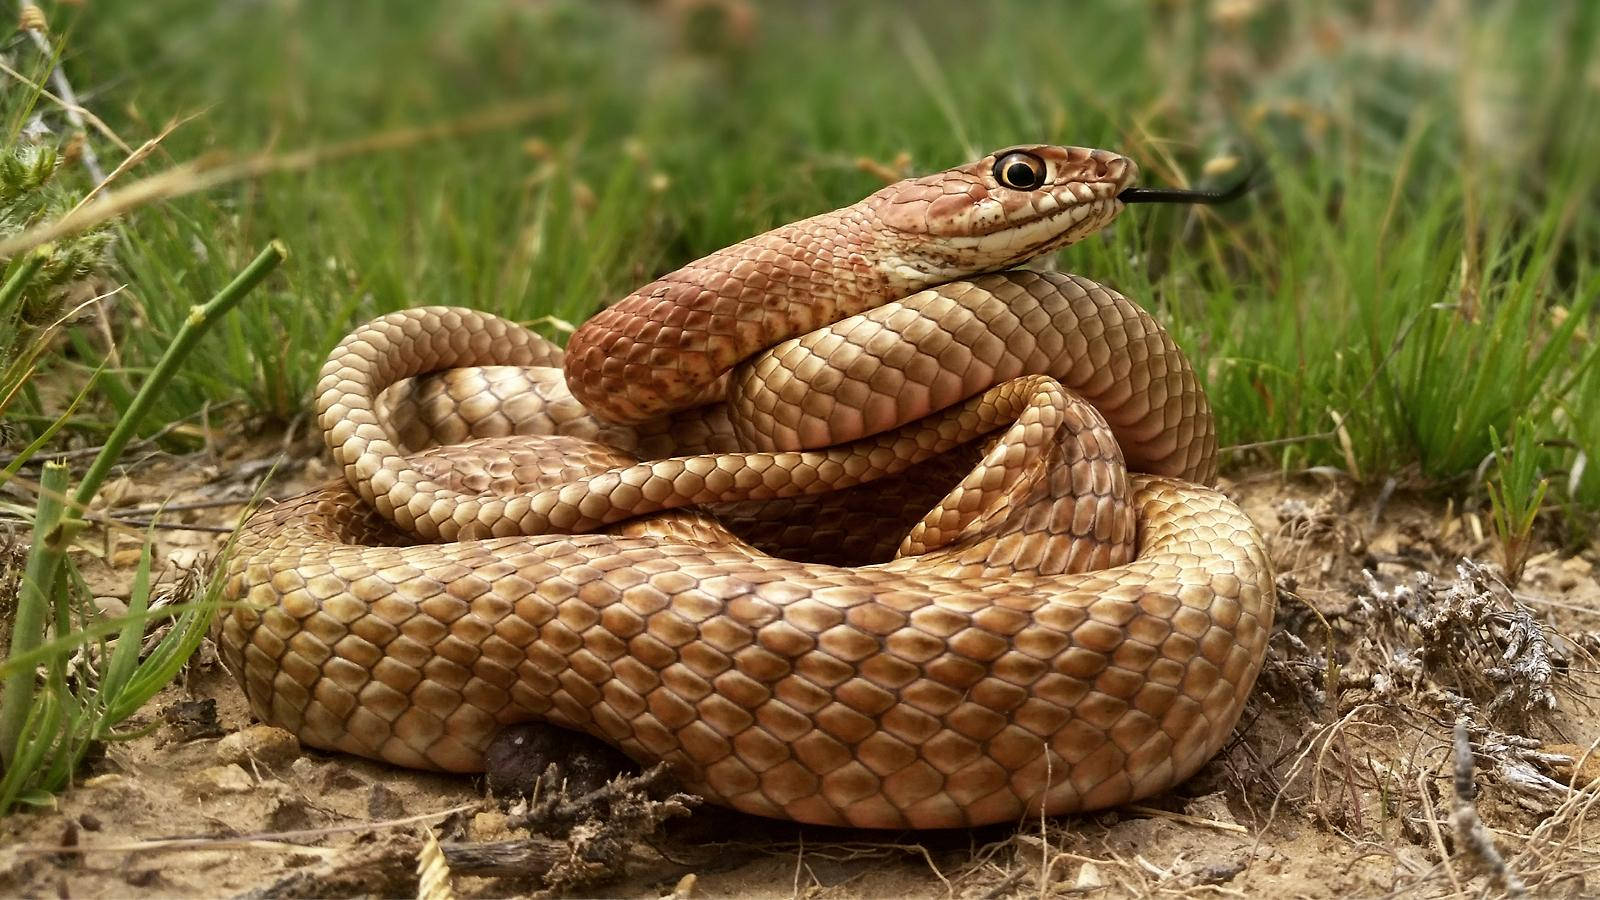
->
[221, 145, 1274, 829]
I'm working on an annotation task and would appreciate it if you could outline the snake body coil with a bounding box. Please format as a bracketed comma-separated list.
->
[221, 145, 1274, 829]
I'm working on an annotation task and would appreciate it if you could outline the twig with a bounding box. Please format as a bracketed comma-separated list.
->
[1220, 430, 1337, 455]
[508, 761, 684, 830]
[1126, 804, 1251, 835]
[911, 842, 953, 898]
[1451, 719, 1526, 896]
[68, 112, 204, 215]
[111, 497, 258, 515]
[1417, 768, 1466, 898]
[977, 867, 1027, 900]
[96, 517, 235, 534]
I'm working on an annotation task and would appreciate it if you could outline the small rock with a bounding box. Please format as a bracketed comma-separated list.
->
[1367, 531, 1401, 557]
[57, 818, 79, 866]
[215, 725, 300, 768]
[187, 764, 254, 796]
[666, 873, 697, 899]
[325, 765, 367, 789]
[268, 796, 315, 832]
[93, 596, 128, 619]
[1192, 859, 1247, 885]
[1184, 791, 1240, 826]
[97, 476, 136, 509]
[110, 546, 145, 568]
[124, 869, 162, 888]
[471, 810, 510, 840]
[368, 783, 406, 820]
[290, 757, 366, 791]
[1074, 861, 1105, 890]
[81, 773, 149, 810]
[77, 813, 102, 832]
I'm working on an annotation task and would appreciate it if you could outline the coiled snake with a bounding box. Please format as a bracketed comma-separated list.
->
[220, 144, 1274, 829]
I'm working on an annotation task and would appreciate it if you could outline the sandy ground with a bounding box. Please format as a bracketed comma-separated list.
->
[1, 431, 1597, 899]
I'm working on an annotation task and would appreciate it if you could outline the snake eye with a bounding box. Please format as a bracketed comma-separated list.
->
[993, 151, 1047, 191]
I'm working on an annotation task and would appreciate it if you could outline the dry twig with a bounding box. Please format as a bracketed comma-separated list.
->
[1450, 719, 1526, 896]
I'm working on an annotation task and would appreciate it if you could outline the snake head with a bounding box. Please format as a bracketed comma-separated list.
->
[868, 145, 1136, 278]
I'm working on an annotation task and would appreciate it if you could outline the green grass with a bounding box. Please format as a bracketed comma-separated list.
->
[0, 239, 282, 812]
[0, 0, 1599, 807]
[17, 0, 1587, 507]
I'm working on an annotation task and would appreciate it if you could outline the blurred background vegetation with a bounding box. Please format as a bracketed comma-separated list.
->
[2, 0, 1599, 534]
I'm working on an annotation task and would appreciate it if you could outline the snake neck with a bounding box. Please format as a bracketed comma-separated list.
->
[563, 204, 955, 425]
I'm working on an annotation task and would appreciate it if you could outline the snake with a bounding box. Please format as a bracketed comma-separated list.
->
[219, 144, 1274, 829]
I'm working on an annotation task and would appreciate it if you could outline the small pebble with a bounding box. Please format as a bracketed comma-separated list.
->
[80, 774, 149, 809]
[215, 725, 301, 768]
[368, 783, 406, 820]
[1184, 791, 1240, 826]
[268, 796, 315, 832]
[57, 819, 79, 866]
[471, 810, 509, 840]
[186, 764, 254, 796]
[289, 757, 367, 791]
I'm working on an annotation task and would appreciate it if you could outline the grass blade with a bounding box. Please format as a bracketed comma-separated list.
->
[0, 460, 68, 769]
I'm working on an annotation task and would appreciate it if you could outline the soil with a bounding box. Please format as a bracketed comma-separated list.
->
[1, 432, 1597, 899]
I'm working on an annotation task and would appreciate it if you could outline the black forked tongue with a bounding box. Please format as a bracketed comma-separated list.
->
[1118, 170, 1256, 205]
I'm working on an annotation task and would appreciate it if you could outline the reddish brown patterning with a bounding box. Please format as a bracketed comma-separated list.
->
[220, 145, 1274, 828]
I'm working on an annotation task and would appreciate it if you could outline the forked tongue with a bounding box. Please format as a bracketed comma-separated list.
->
[1118, 170, 1256, 205]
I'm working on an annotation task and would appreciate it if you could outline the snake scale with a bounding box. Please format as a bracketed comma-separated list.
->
[220, 144, 1275, 829]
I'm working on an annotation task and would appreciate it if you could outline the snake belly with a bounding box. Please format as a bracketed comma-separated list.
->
[220, 145, 1275, 829]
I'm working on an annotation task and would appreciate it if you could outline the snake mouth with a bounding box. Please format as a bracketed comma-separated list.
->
[945, 194, 1122, 262]
[1002, 197, 1121, 261]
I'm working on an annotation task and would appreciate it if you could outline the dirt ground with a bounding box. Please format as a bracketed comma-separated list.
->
[1, 431, 1597, 899]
